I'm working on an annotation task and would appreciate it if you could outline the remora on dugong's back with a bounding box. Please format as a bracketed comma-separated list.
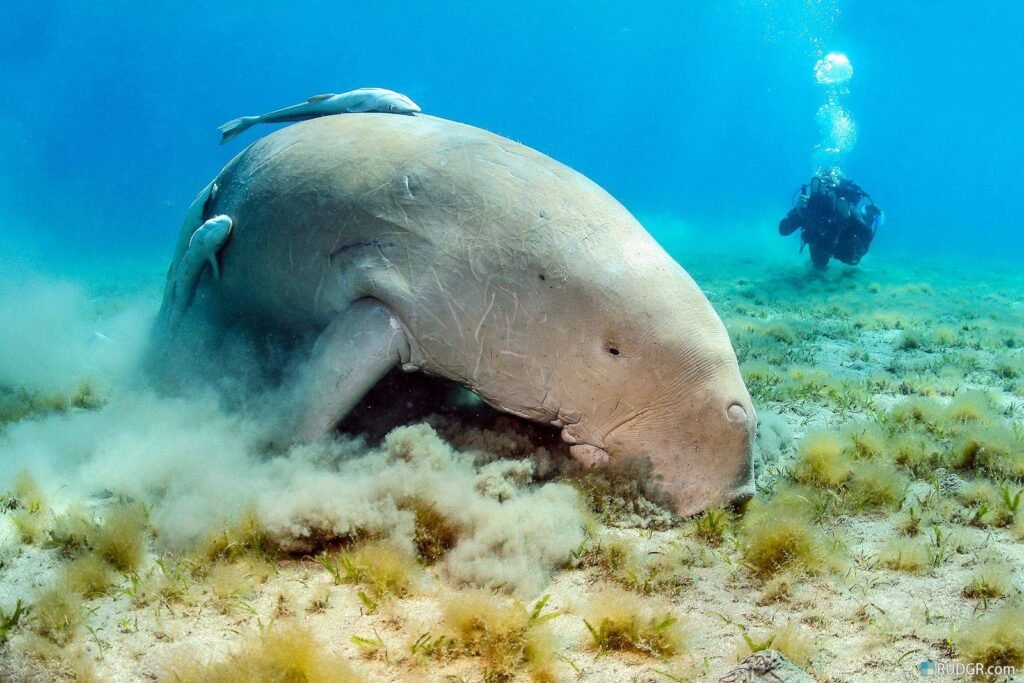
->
[165, 113, 757, 515]
[217, 87, 420, 144]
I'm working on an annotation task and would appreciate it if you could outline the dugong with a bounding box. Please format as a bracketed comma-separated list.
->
[159, 114, 757, 516]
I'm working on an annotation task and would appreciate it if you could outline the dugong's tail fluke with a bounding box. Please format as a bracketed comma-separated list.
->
[218, 116, 261, 145]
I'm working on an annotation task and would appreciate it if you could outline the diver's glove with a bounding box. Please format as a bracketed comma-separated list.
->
[797, 185, 810, 209]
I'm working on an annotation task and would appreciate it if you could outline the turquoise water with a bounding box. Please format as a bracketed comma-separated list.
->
[1, 1, 1021, 266]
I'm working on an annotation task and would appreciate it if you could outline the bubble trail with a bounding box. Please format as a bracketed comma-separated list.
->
[812, 51, 856, 177]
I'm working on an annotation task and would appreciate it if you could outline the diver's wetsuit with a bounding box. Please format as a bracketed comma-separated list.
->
[779, 178, 882, 270]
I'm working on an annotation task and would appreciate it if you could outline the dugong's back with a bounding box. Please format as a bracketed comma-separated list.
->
[203, 113, 642, 332]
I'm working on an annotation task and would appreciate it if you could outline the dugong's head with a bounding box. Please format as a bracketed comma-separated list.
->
[539, 226, 756, 516]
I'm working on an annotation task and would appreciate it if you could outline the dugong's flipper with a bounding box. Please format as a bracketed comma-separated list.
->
[158, 214, 233, 335]
[173, 181, 218, 268]
[291, 299, 411, 440]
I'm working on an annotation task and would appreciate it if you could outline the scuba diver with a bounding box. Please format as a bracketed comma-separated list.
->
[779, 173, 884, 270]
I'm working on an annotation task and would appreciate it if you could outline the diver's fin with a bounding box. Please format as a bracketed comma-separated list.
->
[217, 116, 261, 144]
[307, 93, 336, 103]
[291, 299, 410, 441]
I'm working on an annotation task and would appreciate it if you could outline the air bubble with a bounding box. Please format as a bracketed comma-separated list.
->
[814, 52, 853, 85]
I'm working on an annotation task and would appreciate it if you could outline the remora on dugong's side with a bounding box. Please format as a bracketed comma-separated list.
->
[157, 208, 232, 334]
[158, 113, 757, 516]
[217, 87, 420, 144]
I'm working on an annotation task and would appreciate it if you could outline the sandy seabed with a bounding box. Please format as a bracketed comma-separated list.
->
[1, 250, 1023, 682]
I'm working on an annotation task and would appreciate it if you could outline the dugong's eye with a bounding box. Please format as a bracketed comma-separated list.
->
[607, 347, 621, 356]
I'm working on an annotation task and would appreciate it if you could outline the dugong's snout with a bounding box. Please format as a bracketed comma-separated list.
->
[602, 380, 757, 518]
[723, 397, 758, 507]
[676, 387, 757, 515]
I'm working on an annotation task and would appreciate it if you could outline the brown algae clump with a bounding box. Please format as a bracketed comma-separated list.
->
[60, 553, 114, 599]
[953, 603, 1024, 673]
[402, 496, 462, 563]
[733, 621, 816, 670]
[27, 586, 82, 647]
[582, 586, 689, 658]
[845, 460, 908, 510]
[317, 540, 420, 611]
[199, 506, 269, 563]
[159, 621, 363, 682]
[792, 432, 851, 489]
[438, 589, 561, 682]
[878, 538, 932, 573]
[740, 487, 840, 579]
[47, 504, 99, 556]
[92, 501, 148, 572]
[586, 535, 696, 595]
[7, 471, 49, 545]
[962, 562, 1014, 600]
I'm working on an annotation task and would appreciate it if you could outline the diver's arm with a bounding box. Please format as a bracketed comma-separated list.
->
[779, 207, 803, 236]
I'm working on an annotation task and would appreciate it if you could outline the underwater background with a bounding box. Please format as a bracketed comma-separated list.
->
[3, 2, 1024, 682]
[1, 1, 1021, 269]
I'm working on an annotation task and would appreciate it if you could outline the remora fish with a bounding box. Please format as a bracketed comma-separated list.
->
[217, 87, 420, 144]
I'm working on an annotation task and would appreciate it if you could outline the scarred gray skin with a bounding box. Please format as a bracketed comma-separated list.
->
[166, 113, 757, 516]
